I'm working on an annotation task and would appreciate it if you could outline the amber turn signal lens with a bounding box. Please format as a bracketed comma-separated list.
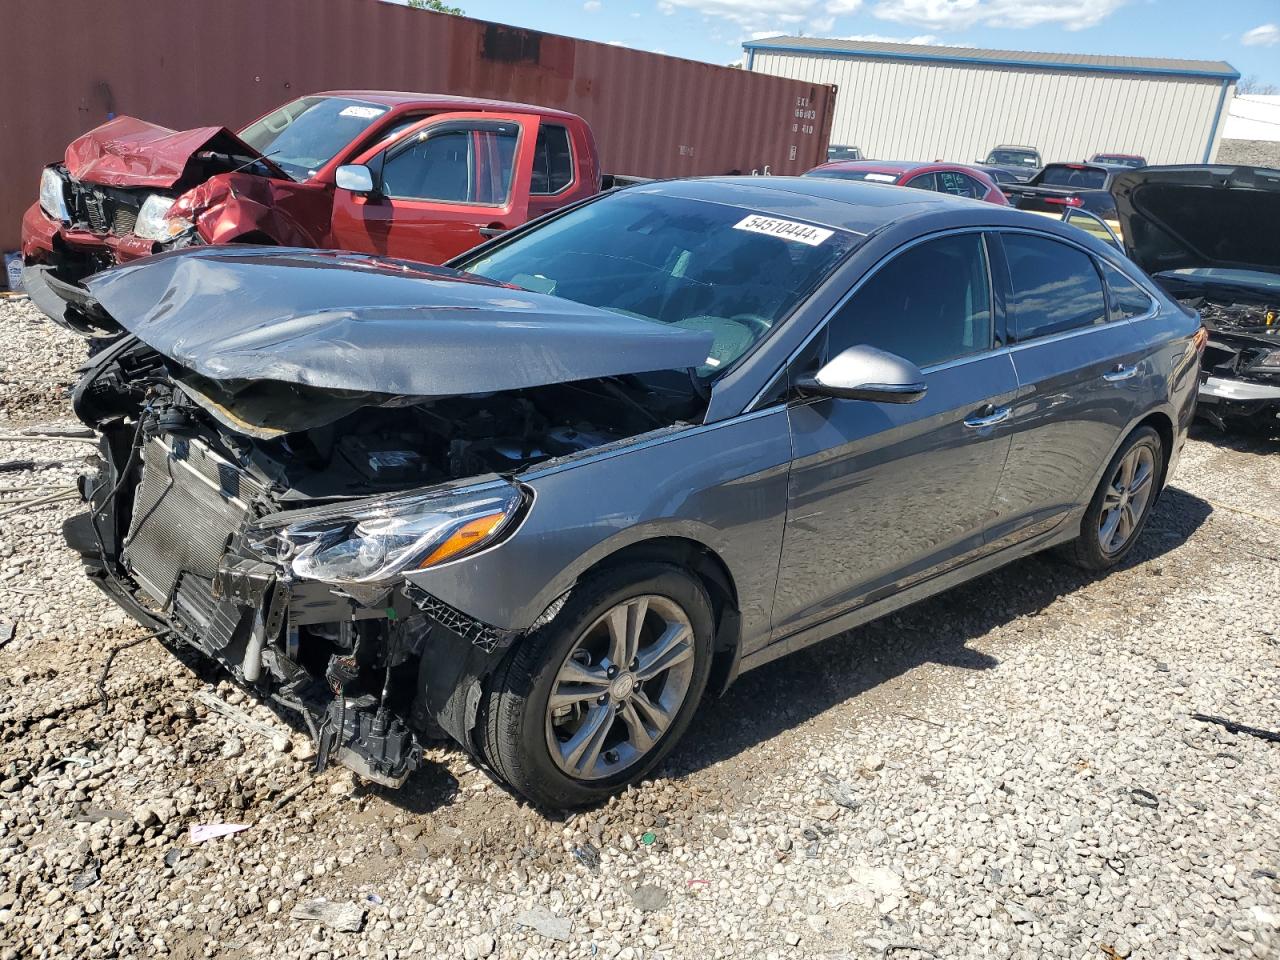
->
[1193, 327, 1208, 352]
[418, 512, 509, 568]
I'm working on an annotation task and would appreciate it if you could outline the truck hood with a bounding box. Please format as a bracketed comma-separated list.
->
[65, 116, 288, 188]
[1113, 165, 1280, 279]
[83, 247, 715, 435]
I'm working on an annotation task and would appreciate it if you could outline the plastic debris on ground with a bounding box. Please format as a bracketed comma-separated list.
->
[189, 823, 250, 843]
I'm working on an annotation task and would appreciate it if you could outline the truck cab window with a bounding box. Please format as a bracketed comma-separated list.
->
[531, 125, 574, 195]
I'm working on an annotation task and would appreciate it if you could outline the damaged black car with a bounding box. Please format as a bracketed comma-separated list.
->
[1112, 165, 1280, 434]
[67, 178, 1199, 807]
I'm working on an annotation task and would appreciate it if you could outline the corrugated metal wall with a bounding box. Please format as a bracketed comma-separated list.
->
[0, 0, 836, 251]
[751, 51, 1231, 167]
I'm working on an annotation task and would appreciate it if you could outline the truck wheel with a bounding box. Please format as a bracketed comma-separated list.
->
[1059, 426, 1163, 571]
[479, 563, 713, 808]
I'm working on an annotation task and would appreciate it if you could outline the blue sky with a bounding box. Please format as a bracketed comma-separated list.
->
[433, 1, 1280, 86]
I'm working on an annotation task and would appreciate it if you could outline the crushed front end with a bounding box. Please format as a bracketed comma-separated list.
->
[1192, 299, 1280, 433]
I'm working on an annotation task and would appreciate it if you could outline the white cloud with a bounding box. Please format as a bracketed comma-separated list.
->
[1242, 23, 1280, 46]
[828, 0, 864, 11]
[583, 0, 601, 9]
[872, 0, 1128, 31]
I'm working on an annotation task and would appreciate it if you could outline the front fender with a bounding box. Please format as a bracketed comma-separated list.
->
[189, 174, 328, 248]
[405, 409, 794, 659]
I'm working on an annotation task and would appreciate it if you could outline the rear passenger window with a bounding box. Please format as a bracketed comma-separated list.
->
[1004, 234, 1107, 340]
[1101, 262, 1154, 320]
[829, 233, 993, 368]
[531, 125, 574, 194]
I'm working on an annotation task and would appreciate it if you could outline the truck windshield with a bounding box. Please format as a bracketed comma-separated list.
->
[1037, 165, 1108, 189]
[461, 191, 857, 376]
[240, 96, 390, 181]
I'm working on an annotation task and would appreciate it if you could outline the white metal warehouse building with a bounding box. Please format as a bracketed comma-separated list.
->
[745, 37, 1239, 166]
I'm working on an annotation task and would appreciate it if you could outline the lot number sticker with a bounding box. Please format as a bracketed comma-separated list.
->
[733, 215, 833, 246]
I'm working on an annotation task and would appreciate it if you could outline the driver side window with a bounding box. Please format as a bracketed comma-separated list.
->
[828, 233, 994, 369]
[380, 123, 518, 204]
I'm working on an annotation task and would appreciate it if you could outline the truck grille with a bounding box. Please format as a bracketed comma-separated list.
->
[123, 435, 265, 608]
[67, 181, 147, 237]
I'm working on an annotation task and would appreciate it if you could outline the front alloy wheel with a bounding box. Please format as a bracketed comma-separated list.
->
[479, 563, 714, 808]
[546, 595, 695, 780]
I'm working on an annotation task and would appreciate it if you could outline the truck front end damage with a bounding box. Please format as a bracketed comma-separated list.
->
[63, 247, 713, 787]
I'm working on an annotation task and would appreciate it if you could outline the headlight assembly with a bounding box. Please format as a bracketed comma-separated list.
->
[249, 481, 527, 588]
[134, 194, 194, 241]
[39, 168, 69, 222]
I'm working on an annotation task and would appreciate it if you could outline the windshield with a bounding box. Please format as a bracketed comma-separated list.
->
[987, 149, 1039, 166]
[239, 96, 389, 181]
[827, 146, 863, 161]
[1037, 165, 1108, 189]
[1093, 155, 1144, 168]
[461, 191, 857, 376]
[805, 168, 900, 183]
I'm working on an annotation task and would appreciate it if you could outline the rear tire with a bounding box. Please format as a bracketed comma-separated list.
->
[1059, 426, 1163, 571]
[479, 562, 713, 809]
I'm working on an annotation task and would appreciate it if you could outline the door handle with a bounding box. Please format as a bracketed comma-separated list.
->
[963, 405, 1011, 428]
[1103, 364, 1139, 382]
[478, 226, 507, 238]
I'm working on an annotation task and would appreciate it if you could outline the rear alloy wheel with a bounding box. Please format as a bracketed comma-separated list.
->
[1060, 425, 1163, 571]
[480, 563, 713, 808]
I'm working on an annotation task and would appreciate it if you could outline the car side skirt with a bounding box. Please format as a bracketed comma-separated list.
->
[738, 517, 1080, 674]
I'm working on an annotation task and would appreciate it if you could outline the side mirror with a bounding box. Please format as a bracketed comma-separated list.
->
[795, 344, 927, 404]
[335, 164, 375, 194]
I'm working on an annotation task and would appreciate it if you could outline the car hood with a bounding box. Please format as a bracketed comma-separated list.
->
[83, 247, 715, 435]
[64, 116, 288, 188]
[1112, 165, 1280, 278]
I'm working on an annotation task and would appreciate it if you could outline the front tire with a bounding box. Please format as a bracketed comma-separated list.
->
[479, 563, 714, 808]
[1060, 425, 1163, 571]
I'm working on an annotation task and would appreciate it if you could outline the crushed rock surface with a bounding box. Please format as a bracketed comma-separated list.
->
[1, 296, 1278, 959]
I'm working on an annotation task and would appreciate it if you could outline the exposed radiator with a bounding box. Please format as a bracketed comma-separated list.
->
[123, 435, 265, 608]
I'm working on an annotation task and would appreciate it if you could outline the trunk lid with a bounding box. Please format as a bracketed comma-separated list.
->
[83, 247, 715, 434]
[1112, 165, 1280, 278]
[65, 116, 288, 188]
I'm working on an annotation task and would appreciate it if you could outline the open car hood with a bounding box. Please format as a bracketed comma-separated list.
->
[84, 247, 715, 436]
[64, 116, 288, 188]
[1113, 165, 1280, 278]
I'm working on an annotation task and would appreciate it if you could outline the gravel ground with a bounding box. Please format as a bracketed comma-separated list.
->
[1, 294, 1278, 960]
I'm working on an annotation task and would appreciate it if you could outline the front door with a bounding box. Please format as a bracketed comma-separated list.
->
[773, 232, 1018, 639]
[329, 112, 539, 264]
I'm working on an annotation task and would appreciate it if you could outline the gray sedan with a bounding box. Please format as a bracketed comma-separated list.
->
[68, 177, 1202, 808]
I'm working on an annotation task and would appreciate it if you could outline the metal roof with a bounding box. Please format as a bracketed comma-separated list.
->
[742, 37, 1240, 81]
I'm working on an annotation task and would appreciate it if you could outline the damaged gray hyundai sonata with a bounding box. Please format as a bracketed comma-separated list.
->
[66, 177, 1203, 807]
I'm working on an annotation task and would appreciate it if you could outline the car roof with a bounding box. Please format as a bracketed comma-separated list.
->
[993, 145, 1039, 152]
[312, 90, 584, 123]
[627, 176, 1046, 235]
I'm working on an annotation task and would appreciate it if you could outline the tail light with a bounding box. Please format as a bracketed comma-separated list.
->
[1043, 196, 1084, 207]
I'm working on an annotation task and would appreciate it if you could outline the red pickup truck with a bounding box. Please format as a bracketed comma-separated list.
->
[21, 92, 605, 332]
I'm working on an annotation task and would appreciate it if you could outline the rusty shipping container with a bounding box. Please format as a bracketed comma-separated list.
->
[0, 0, 836, 253]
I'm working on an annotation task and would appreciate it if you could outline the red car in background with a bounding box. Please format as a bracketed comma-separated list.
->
[804, 160, 1009, 205]
[21, 92, 603, 333]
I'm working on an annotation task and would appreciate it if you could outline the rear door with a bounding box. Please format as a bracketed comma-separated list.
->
[985, 231, 1151, 548]
[773, 231, 1019, 639]
[329, 112, 539, 264]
